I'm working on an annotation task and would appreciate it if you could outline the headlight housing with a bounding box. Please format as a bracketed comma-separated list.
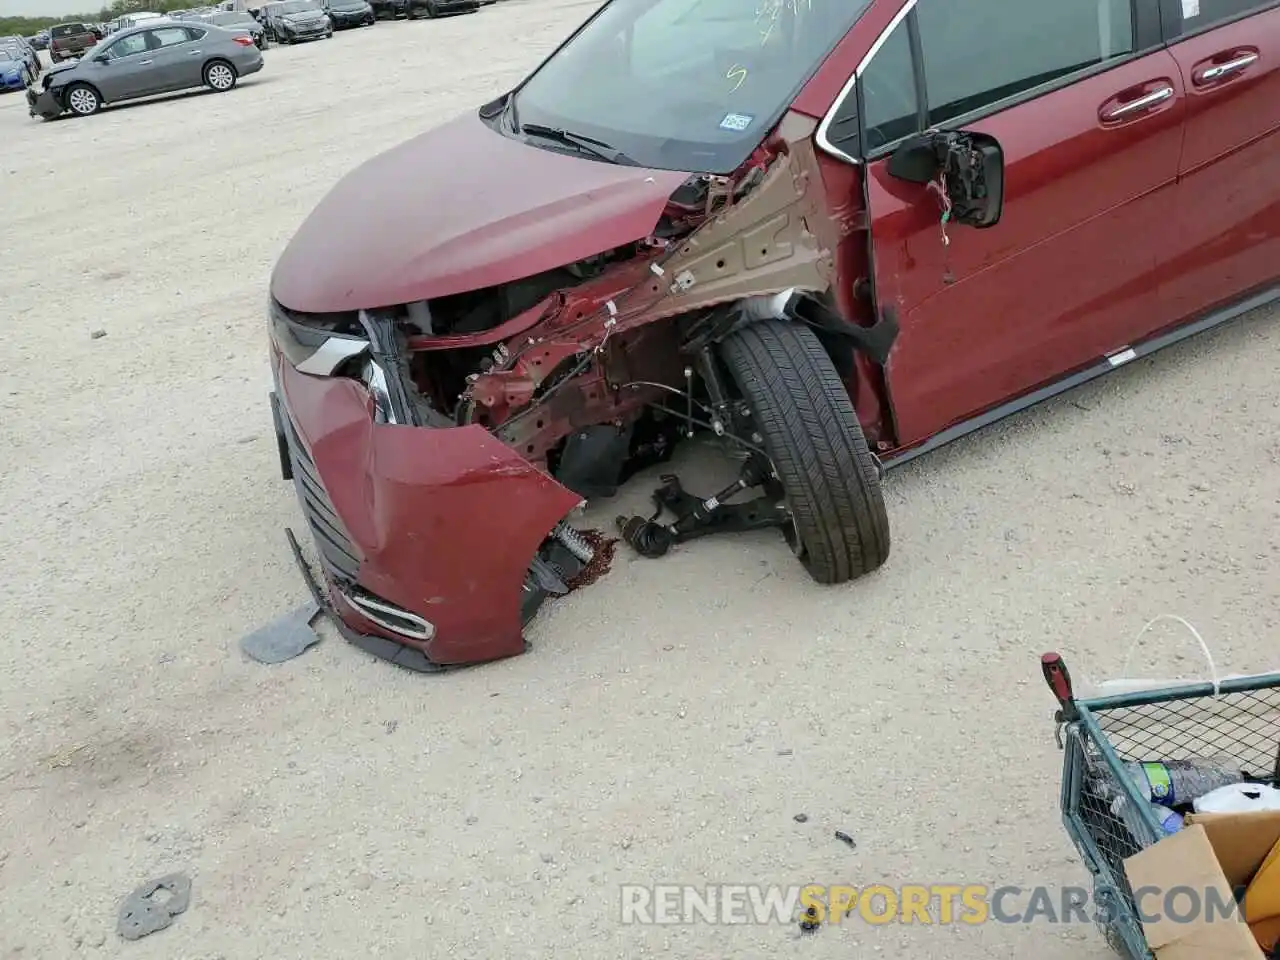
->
[269, 299, 368, 375]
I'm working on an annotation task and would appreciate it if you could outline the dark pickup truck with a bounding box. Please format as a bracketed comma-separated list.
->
[48, 22, 100, 62]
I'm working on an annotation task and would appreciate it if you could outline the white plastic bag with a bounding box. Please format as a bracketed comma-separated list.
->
[1078, 614, 1273, 698]
[1193, 782, 1280, 815]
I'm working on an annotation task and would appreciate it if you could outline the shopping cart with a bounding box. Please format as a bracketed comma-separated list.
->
[1041, 640, 1280, 958]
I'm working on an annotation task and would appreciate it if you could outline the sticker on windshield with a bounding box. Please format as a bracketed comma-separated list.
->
[719, 112, 755, 132]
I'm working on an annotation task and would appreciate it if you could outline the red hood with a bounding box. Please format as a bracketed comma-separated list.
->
[270, 110, 691, 314]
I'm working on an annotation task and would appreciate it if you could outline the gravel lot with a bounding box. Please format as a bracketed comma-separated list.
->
[1, 5, 1278, 958]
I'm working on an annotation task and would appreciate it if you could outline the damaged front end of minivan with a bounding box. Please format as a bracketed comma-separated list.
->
[268, 109, 891, 671]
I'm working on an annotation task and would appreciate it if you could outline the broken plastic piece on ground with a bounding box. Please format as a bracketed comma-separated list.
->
[239, 601, 321, 664]
[118, 872, 191, 941]
[835, 830, 856, 849]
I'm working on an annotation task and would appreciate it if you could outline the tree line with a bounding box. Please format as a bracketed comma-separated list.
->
[1, 0, 196, 36]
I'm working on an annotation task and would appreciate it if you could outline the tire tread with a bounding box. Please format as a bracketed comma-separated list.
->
[718, 319, 890, 584]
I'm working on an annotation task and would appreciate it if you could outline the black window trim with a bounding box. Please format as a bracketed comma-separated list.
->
[816, 0, 1165, 166]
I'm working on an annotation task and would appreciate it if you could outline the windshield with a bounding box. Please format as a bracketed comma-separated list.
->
[275, 1, 320, 13]
[0, 46, 20, 61]
[509, 0, 871, 174]
[51, 24, 88, 36]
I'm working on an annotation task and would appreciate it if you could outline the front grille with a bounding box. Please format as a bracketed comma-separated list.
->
[278, 406, 361, 582]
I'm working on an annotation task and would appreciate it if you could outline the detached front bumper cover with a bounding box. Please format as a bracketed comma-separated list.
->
[270, 339, 582, 672]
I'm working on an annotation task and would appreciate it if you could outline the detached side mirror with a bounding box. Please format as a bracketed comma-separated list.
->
[887, 130, 1005, 230]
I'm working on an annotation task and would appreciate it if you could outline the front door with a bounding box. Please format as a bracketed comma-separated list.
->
[1158, 0, 1280, 325]
[88, 30, 158, 100]
[832, 0, 1188, 447]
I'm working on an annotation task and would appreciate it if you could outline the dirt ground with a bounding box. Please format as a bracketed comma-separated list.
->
[1, 4, 1278, 957]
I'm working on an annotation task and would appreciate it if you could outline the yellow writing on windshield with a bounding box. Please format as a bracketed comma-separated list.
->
[726, 64, 748, 92]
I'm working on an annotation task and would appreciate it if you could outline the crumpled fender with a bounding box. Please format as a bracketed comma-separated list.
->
[276, 354, 582, 666]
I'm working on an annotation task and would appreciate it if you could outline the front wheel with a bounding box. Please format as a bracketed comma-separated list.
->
[203, 60, 238, 92]
[64, 82, 101, 116]
[717, 319, 890, 584]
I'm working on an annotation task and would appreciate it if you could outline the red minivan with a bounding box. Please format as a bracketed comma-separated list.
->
[268, 0, 1280, 671]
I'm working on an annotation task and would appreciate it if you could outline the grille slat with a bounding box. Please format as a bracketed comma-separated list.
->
[279, 407, 360, 581]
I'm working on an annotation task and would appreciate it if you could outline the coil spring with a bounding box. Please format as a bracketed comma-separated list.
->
[553, 521, 595, 564]
[615, 515, 674, 558]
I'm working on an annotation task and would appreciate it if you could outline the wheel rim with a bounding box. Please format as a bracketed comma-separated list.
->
[69, 88, 96, 113]
[208, 64, 234, 89]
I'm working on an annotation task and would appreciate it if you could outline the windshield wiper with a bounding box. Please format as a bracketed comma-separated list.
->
[518, 123, 640, 166]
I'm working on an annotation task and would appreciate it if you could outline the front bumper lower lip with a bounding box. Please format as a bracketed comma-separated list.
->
[270, 342, 582, 670]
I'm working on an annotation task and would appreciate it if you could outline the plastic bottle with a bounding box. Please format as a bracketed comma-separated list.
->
[1148, 802, 1184, 835]
[1088, 757, 1239, 844]
[1108, 793, 1184, 841]
[1117, 758, 1243, 808]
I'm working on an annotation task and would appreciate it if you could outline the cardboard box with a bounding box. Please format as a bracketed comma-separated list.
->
[1124, 809, 1280, 960]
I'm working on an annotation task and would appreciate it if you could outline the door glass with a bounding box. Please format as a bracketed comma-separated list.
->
[152, 26, 191, 47]
[858, 20, 918, 151]
[917, 0, 1135, 126]
[104, 32, 148, 57]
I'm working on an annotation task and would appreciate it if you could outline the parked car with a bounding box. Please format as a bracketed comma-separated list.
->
[47, 22, 100, 61]
[266, 0, 1280, 671]
[321, 0, 375, 28]
[28, 21, 263, 119]
[368, 0, 408, 18]
[0, 47, 33, 91]
[261, 0, 333, 42]
[200, 10, 269, 47]
[117, 12, 165, 29]
[26, 33, 49, 51]
[406, 0, 478, 17]
[1, 35, 42, 76]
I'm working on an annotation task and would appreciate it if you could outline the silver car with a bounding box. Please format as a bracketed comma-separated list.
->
[26, 20, 263, 119]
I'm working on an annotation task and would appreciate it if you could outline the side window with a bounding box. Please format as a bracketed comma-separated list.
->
[1179, 0, 1269, 33]
[104, 32, 148, 58]
[856, 0, 1136, 154]
[152, 26, 191, 48]
[184, 27, 208, 41]
[858, 21, 919, 152]
[917, 0, 1134, 126]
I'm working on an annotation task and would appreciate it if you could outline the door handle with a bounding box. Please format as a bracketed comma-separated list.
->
[138, 58, 152, 64]
[1100, 85, 1173, 121]
[188, 49, 202, 55]
[1196, 52, 1258, 83]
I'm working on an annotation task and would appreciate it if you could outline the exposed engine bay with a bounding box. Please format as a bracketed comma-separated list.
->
[271, 111, 897, 670]
[361, 117, 889, 502]
[372, 115, 895, 598]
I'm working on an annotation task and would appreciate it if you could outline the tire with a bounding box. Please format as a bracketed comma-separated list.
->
[203, 59, 238, 92]
[717, 319, 890, 584]
[64, 82, 101, 116]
